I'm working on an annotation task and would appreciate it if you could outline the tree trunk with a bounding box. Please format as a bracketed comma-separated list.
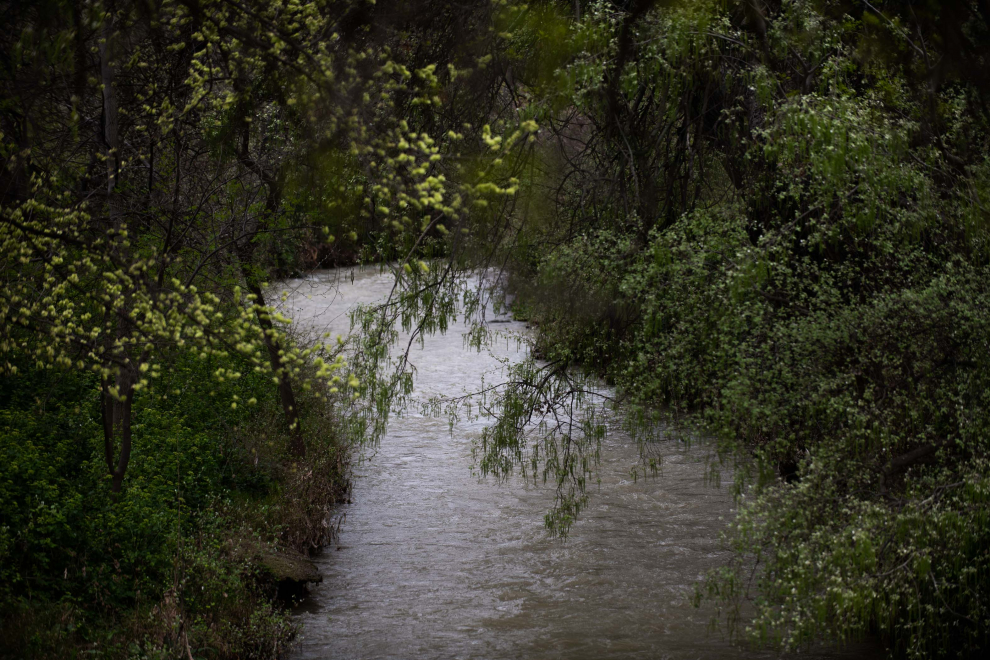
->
[98, 2, 135, 494]
[102, 369, 135, 493]
[244, 274, 307, 458]
[232, 99, 306, 458]
[99, 0, 120, 209]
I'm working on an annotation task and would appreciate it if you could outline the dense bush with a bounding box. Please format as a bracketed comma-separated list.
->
[0, 342, 351, 659]
[491, 0, 990, 656]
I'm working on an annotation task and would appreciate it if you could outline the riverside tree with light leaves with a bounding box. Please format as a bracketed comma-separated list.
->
[1, 0, 352, 491]
[0, 2, 548, 654]
[0, 0, 537, 493]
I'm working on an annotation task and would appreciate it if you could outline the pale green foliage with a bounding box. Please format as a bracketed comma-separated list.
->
[0, 179, 332, 393]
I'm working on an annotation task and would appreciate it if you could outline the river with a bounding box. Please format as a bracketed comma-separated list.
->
[277, 267, 877, 660]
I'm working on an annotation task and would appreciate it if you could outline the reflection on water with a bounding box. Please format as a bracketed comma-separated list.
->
[278, 267, 878, 660]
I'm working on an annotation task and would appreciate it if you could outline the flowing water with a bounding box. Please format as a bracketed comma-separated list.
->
[278, 267, 878, 660]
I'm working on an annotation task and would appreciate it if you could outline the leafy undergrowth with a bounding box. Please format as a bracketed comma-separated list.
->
[0, 346, 352, 659]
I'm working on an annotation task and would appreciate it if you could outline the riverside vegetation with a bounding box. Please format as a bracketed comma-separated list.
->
[484, 1, 990, 658]
[2, 1, 989, 659]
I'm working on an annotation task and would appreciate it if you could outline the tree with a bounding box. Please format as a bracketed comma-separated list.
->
[461, 1, 990, 656]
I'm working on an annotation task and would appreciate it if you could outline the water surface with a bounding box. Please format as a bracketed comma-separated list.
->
[279, 267, 876, 660]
